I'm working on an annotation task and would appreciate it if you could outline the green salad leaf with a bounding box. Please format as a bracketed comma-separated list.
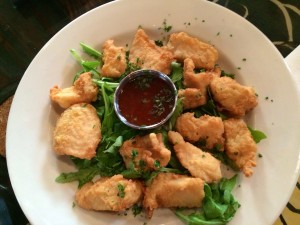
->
[175, 175, 240, 225]
[80, 42, 103, 59]
[248, 126, 267, 143]
[170, 61, 184, 89]
[55, 165, 99, 188]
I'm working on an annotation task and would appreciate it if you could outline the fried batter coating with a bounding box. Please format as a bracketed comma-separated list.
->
[176, 112, 225, 151]
[50, 72, 98, 109]
[143, 173, 205, 218]
[75, 175, 143, 212]
[53, 103, 101, 159]
[168, 131, 222, 183]
[223, 118, 257, 177]
[101, 39, 127, 78]
[119, 133, 171, 170]
[178, 88, 206, 109]
[183, 58, 221, 92]
[129, 28, 173, 74]
[167, 32, 218, 69]
[210, 76, 258, 117]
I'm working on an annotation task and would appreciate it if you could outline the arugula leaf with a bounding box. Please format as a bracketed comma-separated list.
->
[167, 98, 183, 130]
[103, 136, 123, 154]
[175, 175, 240, 225]
[99, 82, 116, 136]
[80, 42, 103, 59]
[55, 166, 99, 188]
[170, 61, 184, 89]
[70, 48, 101, 75]
[210, 150, 239, 172]
[248, 126, 267, 143]
[175, 211, 225, 225]
[192, 88, 227, 119]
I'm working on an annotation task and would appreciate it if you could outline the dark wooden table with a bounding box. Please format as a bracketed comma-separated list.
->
[0, 0, 299, 224]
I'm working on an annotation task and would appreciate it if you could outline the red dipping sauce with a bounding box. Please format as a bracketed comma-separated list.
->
[114, 70, 177, 129]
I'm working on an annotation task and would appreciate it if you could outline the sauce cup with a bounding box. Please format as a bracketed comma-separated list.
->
[114, 69, 177, 130]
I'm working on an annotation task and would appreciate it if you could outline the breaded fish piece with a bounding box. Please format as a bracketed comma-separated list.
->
[101, 39, 127, 78]
[119, 133, 171, 171]
[129, 28, 173, 75]
[50, 72, 98, 109]
[167, 32, 218, 69]
[53, 103, 101, 159]
[176, 112, 225, 151]
[223, 118, 257, 177]
[168, 131, 222, 183]
[75, 175, 143, 212]
[183, 58, 221, 93]
[210, 76, 258, 117]
[143, 173, 205, 218]
[178, 88, 206, 109]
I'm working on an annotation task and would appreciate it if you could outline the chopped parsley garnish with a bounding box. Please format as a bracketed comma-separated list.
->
[131, 149, 138, 159]
[133, 75, 153, 89]
[159, 19, 172, 32]
[221, 70, 235, 79]
[117, 183, 126, 198]
[155, 40, 164, 47]
[151, 88, 174, 117]
[154, 160, 161, 168]
[132, 204, 143, 217]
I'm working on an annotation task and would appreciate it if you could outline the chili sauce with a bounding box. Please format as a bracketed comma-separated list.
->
[118, 75, 176, 126]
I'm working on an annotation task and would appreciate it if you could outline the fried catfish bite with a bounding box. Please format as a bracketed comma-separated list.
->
[143, 173, 205, 218]
[177, 58, 221, 109]
[167, 32, 218, 69]
[101, 39, 127, 78]
[176, 112, 225, 151]
[168, 131, 222, 183]
[119, 133, 171, 171]
[53, 103, 101, 159]
[76, 175, 143, 212]
[129, 28, 173, 74]
[178, 88, 206, 109]
[50, 72, 98, 109]
[223, 118, 257, 177]
[183, 58, 221, 91]
[210, 76, 258, 117]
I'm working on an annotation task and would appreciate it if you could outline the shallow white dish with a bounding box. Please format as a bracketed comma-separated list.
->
[6, 0, 300, 224]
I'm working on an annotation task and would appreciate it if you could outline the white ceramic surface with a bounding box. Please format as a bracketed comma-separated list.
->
[6, 0, 300, 224]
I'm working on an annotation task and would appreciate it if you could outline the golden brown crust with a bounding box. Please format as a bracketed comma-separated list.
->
[76, 175, 143, 212]
[210, 76, 258, 117]
[50, 72, 98, 109]
[129, 28, 174, 75]
[175, 112, 225, 151]
[178, 88, 207, 109]
[183, 58, 221, 90]
[167, 32, 218, 69]
[119, 133, 171, 170]
[223, 118, 257, 177]
[53, 103, 101, 159]
[101, 39, 127, 78]
[168, 131, 222, 183]
[143, 173, 205, 218]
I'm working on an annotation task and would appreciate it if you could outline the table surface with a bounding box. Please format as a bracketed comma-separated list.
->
[0, 0, 299, 224]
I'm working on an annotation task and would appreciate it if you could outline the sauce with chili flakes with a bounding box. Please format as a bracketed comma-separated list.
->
[118, 75, 176, 126]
